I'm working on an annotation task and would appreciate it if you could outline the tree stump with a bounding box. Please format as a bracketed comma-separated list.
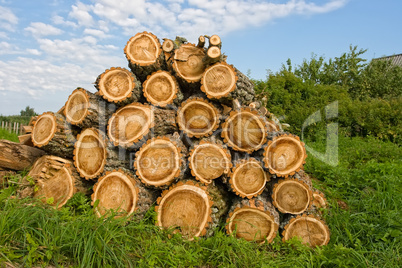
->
[188, 139, 232, 185]
[95, 67, 142, 106]
[172, 43, 207, 84]
[226, 194, 279, 243]
[281, 214, 330, 247]
[124, 31, 165, 82]
[107, 103, 177, 148]
[228, 158, 269, 199]
[155, 180, 228, 239]
[0, 140, 45, 171]
[142, 70, 183, 107]
[134, 133, 187, 188]
[91, 169, 158, 219]
[176, 97, 221, 138]
[221, 107, 268, 153]
[29, 155, 91, 208]
[263, 133, 307, 177]
[31, 112, 76, 158]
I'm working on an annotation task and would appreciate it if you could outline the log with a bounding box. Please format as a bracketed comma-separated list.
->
[263, 133, 307, 177]
[203, 46, 223, 66]
[73, 128, 108, 180]
[91, 169, 158, 219]
[228, 158, 269, 199]
[134, 133, 187, 188]
[188, 138, 232, 185]
[31, 112, 76, 158]
[107, 103, 177, 148]
[226, 194, 279, 243]
[221, 107, 269, 153]
[95, 67, 142, 106]
[155, 180, 229, 239]
[197, 35, 206, 48]
[64, 87, 114, 130]
[22, 125, 33, 134]
[0, 140, 45, 171]
[124, 31, 165, 82]
[28, 155, 91, 208]
[18, 134, 34, 146]
[142, 70, 183, 107]
[176, 97, 221, 138]
[271, 176, 313, 215]
[172, 43, 207, 84]
[208, 34, 222, 48]
[162, 38, 176, 53]
[281, 214, 330, 247]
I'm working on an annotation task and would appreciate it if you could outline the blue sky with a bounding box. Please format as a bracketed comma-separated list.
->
[0, 0, 401, 115]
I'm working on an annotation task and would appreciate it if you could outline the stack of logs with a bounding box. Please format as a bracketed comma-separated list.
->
[0, 32, 330, 247]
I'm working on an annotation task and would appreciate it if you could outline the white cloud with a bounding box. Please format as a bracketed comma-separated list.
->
[26, 49, 42, 56]
[25, 22, 63, 38]
[0, 5, 18, 31]
[84, 28, 111, 39]
[52, 15, 78, 28]
[69, 1, 95, 26]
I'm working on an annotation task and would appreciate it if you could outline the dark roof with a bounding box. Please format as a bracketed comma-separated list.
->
[373, 54, 402, 67]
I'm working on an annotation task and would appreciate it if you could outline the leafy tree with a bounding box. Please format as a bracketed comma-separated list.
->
[20, 106, 37, 117]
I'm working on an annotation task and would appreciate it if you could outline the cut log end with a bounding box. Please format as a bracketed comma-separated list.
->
[74, 128, 107, 180]
[135, 137, 183, 188]
[201, 62, 238, 99]
[143, 70, 179, 107]
[156, 181, 212, 239]
[173, 44, 207, 83]
[162, 39, 175, 53]
[229, 158, 268, 199]
[189, 141, 231, 184]
[177, 98, 220, 138]
[272, 178, 313, 214]
[107, 103, 154, 147]
[31, 112, 57, 148]
[226, 207, 278, 243]
[221, 108, 268, 153]
[207, 46, 221, 60]
[282, 214, 330, 247]
[92, 170, 139, 218]
[209, 35, 221, 47]
[263, 134, 307, 177]
[96, 67, 137, 103]
[312, 191, 328, 209]
[64, 88, 90, 126]
[124, 31, 162, 66]
[197, 35, 206, 48]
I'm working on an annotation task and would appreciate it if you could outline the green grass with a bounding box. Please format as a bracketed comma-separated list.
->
[0, 128, 19, 142]
[0, 134, 401, 267]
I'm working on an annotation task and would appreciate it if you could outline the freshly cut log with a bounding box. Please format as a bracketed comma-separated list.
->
[73, 128, 108, 180]
[22, 125, 33, 134]
[208, 34, 222, 48]
[162, 38, 176, 53]
[91, 169, 158, 218]
[142, 70, 183, 107]
[176, 97, 221, 138]
[312, 190, 328, 210]
[201, 62, 237, 100]
[18, 134, 34, 146]
[197, 35, 206, 48]
[0, 140, 45, 171]
[107, 103, 177, 148]
[221, 107, 268, 153]
[189, 139, 232, 184]
[155, 180, 228, 239]
[29, 155, 90, 208]
[204, 46, 222, 66]
[281, 214, 330, 247]
[271, 177, 313, 214]
[95, 67, 142, 106]
[31, 112, 76, 158]
[228, 158, 269, 199]
[172, 43, 207, 83]
[226, 194, 279, 243]
[124, 31, 165, 82]
[263, 133, 307, 177]
[64, 87, 113, 129]
[134, 134, 187, 188]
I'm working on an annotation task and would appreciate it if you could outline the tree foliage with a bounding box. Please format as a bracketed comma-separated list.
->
[20, 106, 37, 117]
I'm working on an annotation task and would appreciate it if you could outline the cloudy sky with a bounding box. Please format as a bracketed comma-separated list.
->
[0, 0, 401, 115]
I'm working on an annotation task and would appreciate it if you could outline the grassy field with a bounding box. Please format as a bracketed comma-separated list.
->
[0, 128, 19, 143]
[0, 129, 401, 267]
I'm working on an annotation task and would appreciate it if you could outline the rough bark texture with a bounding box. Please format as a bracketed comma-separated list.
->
[0, 140, 45, 171]
[226, 193, 279, 243]
[95, 67, 142, 106]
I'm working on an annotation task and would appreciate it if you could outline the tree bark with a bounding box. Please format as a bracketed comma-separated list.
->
[225, 193, 279, 243]
[0, 140, 45, 171]
[95, 67, 142, 106]
[124, 31, 166, 82]
[134, 133, 188, 188]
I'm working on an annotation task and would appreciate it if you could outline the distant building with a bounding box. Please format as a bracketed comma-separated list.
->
[373, 54, 402, 67]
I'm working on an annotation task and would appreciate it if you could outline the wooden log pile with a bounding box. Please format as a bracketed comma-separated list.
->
[0, 32, 330, 247]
